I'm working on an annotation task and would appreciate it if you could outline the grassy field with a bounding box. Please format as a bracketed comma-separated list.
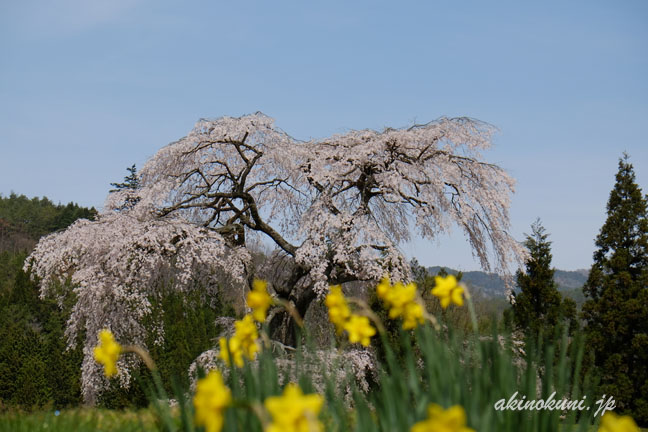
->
[0, 408, 158, 432]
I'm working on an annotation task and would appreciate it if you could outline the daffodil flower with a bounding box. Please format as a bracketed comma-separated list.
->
[219, 314, 260, 367]
[325, 285, 351, 334]
[402, 302, 424, 330]
[219, 336, 244, 368]
[93, 329, 122, 378]
[376, 275, 392, 300]
[193, 370, 232, 432]
[265, 383, 324, 432]
[386, 282, 417, 318]
[247, 279, 272, 322]
[376, 278, 425, 329]
[598, 411, 640, 432]
[411, 403, 475, 432]
[234, 314, 259, 342]
[431, 275, 465, 309]
[343, 314, 376, 347]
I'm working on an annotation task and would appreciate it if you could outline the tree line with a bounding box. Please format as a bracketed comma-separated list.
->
[504, 155, 648, 424]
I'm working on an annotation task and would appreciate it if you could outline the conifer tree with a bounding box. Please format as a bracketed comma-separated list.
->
[511, 220, 576, 337]
[582, 154, 648, 424]
[109, 164, 140, 192]
[109, 164, 141, 210]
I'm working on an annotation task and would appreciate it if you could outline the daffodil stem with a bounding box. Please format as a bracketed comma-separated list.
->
[260, 329, 273, 350]
[347, 298, 387, 335]
[464, 289, 479, 334]
[231, 400, 269, 428]
[123, 345, 157, 371]
[422, 311, 441, 331]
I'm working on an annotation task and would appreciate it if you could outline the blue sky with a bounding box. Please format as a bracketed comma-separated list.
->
[1, 0, 647, 271]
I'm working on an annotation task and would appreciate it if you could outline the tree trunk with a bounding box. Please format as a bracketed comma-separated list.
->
[267, 267, 317, 346]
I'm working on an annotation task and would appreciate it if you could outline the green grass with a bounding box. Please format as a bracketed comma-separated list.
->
[0, 408, 156, 431]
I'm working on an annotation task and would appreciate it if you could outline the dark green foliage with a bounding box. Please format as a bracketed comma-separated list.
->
[0, 194, 97, 410]
[98, 289, 232, 409]
[0, 408, 158, 431]
[152, 290, 228, 390]
[510, 221, 578, 338]
[582, 155, 648, 424]
[0, 265, 83, 409]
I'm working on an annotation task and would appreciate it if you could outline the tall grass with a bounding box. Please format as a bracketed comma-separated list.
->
[1, 304, 603, 431]
[143, 318, 597, 432]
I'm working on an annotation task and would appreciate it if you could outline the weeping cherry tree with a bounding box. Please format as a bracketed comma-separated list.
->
[27, 112, 523, 402]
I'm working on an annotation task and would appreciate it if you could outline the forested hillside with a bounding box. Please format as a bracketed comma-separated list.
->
[0, 193, 97, 408]
[0, 193, 97, 252]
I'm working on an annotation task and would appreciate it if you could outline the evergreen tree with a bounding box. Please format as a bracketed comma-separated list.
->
[511, 220, 576, 337]
[109, 164, 140, 192]
[0, 267, 83, 409]
[582, 154, 648, 424]
[109, 164, 140, 210]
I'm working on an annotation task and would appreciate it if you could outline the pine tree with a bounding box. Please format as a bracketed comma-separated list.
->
[109, 164, 140, 210]
[109, 164, 140, 192]
[582, 154, 648, 424]
[511, 220, 576, 337]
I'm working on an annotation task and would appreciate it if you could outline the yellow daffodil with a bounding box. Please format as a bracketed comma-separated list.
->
[325, 285, 351, 334]
[411, 403, 475, 432]
[431, 275, 465, 309]
[325, 285, 376, 346]
[386, 282, 417, 319]
[343, 314, 376, 347]
[93, 329, 122, 378]
[234, 314, 259, 343]
[402, 301, 424, 330]
[376, 275, 392, 300]
[193, 370, 232, 432]
[377, 278, 425, 330]
[265, 383, 324, 432]
[219, 336, 244, 368]
[219, 315, 260, 367]
[598, 411, 640, 432]
[242, 335, 260, 360]
[247, 279, 272, 322]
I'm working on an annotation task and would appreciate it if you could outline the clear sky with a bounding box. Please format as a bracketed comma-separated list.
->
[1, 0, 647, 271]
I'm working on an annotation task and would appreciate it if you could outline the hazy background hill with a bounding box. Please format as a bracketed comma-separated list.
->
[427, 266, 589, 307]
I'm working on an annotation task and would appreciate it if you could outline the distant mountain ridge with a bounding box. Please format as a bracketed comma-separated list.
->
[426, 266, 589, 301]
